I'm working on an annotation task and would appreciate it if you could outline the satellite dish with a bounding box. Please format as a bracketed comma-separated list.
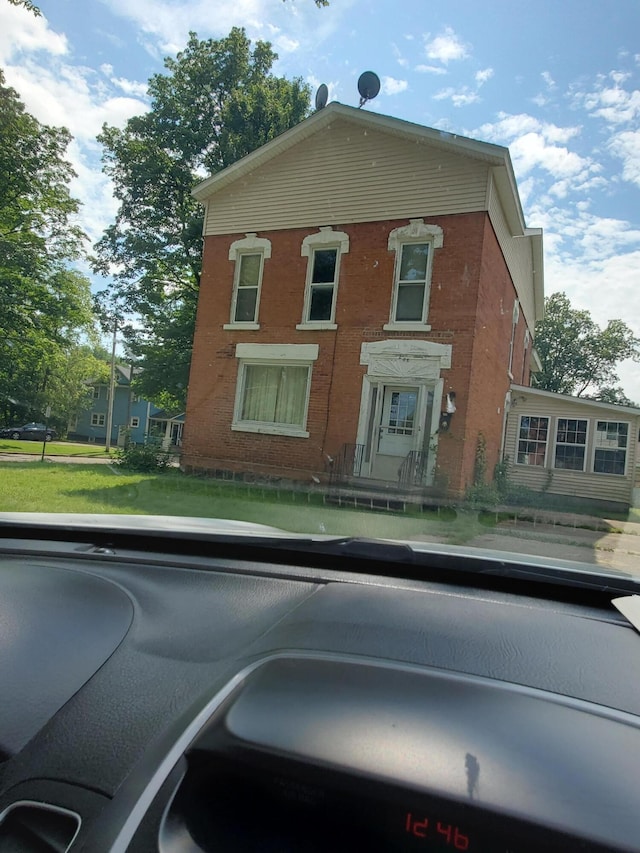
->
[357, 71, 380, 108]
[315, 83, 328, 111]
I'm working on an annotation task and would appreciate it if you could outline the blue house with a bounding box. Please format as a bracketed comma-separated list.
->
[68, 365, 153, 445]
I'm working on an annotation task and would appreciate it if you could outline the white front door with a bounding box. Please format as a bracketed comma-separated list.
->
[371, 386, 418, 480]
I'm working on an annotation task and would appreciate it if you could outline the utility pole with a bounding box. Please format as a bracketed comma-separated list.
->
[105, 316, 117, 452]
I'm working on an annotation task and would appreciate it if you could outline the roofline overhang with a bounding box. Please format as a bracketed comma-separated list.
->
[510, 384, 640, 416]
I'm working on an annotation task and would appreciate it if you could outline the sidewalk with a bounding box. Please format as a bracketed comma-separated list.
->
[468, 516, 640, 575]
[0, 452, 115, 464]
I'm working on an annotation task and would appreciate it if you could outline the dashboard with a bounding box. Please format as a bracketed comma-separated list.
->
[0, 514, 639, 852]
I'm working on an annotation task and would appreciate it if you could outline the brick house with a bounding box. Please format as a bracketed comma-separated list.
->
[182, 102, 543, 497]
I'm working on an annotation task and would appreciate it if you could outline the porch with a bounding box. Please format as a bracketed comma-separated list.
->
[327, 443, 441, 510]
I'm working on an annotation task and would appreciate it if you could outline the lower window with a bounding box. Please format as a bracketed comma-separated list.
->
[593, 421, 628, 475]
[91, 413, 106, 427]
[554, 418, 587, 470]
[517, 416, 548, 466]
[236, 363, 311, 433]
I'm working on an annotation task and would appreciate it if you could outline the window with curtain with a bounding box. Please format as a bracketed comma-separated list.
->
[240, 364, 309, 428]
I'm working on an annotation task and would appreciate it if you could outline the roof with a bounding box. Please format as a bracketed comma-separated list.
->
[511, 384, 640, 416]
[149, 410, 185, 422]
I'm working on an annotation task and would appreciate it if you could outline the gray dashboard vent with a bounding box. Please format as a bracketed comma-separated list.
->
[0, 801, 80, 852]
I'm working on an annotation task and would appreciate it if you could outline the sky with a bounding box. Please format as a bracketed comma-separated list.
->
[2, 0, 640, 400]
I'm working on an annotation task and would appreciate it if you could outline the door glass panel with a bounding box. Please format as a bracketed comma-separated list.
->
[387, 391, 416, 435]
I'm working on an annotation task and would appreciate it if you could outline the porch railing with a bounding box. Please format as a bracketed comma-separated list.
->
[398, 450, 429, 488]
[329, 443, 366, 488]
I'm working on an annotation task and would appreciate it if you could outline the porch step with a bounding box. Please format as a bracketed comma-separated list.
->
[326, 482, 442, 512]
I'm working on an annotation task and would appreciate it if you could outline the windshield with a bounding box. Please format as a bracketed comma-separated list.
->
[1, 0, 639, 578]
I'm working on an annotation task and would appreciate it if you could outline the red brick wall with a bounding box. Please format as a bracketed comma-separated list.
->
[459, 217, 535, 491]
[182, 213, 529, 492]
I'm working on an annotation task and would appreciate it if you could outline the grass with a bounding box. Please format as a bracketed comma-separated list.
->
[0, 439, 114, 457]
[0, 462, 487, 542]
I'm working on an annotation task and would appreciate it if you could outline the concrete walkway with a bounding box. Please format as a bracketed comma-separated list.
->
[468, 517, 640, 575]
[0, 452, 115, 464]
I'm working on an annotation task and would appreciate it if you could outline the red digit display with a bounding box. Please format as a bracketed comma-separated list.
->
[404, 813, 470, 849]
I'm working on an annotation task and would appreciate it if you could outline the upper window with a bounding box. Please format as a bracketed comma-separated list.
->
[593, 421, 628, 475]
[385, 219, 443, 330]
[92, 387, 100, 399]
[225, 233, 271, 329]
[233, 343, 319, 438]
[554, 418, 587, 470]
[298, 227, 349, 328]
[517, 415, 548, 466]
[232, 253, 263, 323]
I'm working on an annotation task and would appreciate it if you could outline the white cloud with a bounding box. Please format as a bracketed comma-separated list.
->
[609, 129, 640, 187]
[541, 71, 556, 89]
[0, 3, 68, 61]
[531, 204, 640, 401]
[99, 0, 352, 61]
[423, 27, 469, 64]
[475, 67, 493, 86]
[572, 71, 640, 125]
[271, 32, 300, 53]
[477, 113, 581, 145]
[391, 42, 409, 68]
[381, 76, 408, 96]
[415, 64, 448, 75]
[509, 132, 595, 181]
[100, 65, 148, 98]
[434, 87, 479, 107]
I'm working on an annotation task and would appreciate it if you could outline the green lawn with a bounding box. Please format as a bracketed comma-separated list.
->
[0, 439, 114, 457]
[0, 462, 485, 542]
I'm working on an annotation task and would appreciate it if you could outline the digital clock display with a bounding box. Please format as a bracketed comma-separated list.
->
[405, 813, 470, 850]
[172, 752, 612, 853]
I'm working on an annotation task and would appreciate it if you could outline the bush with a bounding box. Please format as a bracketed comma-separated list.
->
[115, 442, 173, 472]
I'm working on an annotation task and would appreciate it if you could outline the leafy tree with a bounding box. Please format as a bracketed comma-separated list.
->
[533, 292, 640, 403]
[5, 0, 41, 14]
[94, 28, 311, 411]
[0, 71, 100, 428]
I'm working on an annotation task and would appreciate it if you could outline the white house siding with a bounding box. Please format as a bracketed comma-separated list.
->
[487, 177, 537, 332]
[504, 391, 639, 507]
[203, 118, 490, 235]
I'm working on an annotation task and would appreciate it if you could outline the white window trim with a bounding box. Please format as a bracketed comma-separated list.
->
[552, 417, 589, 473]
[92, 387, 100, 399]
[226, 233, 271, 329]
[386, 219, 443, 329]
[300, 227, 349, 326]
[591, 420, 629, 477]
[130, 417, 140, 428]
[515, 414, 549, 467]
[91, 413, 106, 427]
[232, 343, 319, 438]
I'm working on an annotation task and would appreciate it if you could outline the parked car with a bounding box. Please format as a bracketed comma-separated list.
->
[0, 422, 57, 441]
